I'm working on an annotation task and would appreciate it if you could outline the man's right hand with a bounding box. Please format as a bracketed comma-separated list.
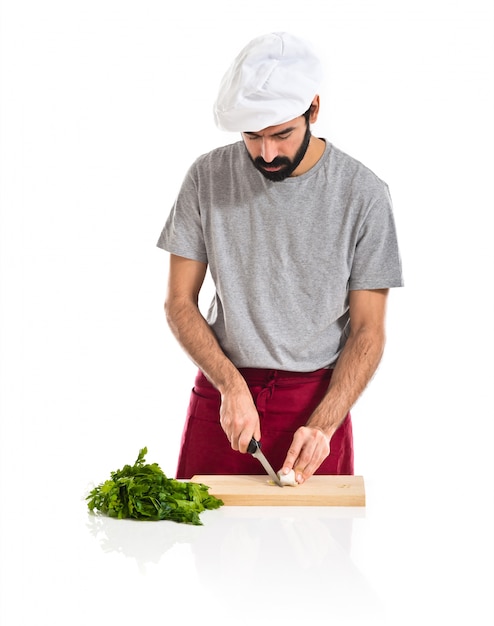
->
[219, 383, 261, 453]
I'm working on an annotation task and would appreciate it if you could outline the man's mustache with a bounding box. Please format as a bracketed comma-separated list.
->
[254, 156, 291, 168]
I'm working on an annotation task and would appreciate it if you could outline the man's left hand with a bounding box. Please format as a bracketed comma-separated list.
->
[280, 426, 330, 483]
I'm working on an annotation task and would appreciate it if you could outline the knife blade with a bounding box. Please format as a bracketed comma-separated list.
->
[247, 438, 284, 487]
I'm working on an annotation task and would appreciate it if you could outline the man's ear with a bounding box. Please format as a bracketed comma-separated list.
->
[309, 95, 320, 123]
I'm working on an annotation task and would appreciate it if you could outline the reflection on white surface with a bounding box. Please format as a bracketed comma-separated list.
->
[85, 506, 383, 624]
[86, 511, 200, 572]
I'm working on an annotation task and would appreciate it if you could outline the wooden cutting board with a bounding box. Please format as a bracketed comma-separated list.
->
[191, 475, 365, 506]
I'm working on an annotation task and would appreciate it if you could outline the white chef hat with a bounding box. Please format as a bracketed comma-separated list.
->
[213, 32, 323, 132]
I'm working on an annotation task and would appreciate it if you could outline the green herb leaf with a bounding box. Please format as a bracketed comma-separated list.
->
[86, 447, 223, 525]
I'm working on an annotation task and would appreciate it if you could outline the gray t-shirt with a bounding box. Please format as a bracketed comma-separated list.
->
[157, 140, 403, 371]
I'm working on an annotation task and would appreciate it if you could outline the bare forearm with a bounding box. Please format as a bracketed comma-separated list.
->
[307, 326, 386, 436]
[165, 297, 260, 450]
[165, 298, 245, 394]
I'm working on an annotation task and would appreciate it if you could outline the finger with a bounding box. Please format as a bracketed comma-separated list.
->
[297, 441, 331, 483]
[230, 432, 241, 451]
[281, 439, 304, 475]
[238, 422, 262, 453]
[226, 427, 240, 451]
[238, 431, 252, 454]
[293, 447, 318, 484]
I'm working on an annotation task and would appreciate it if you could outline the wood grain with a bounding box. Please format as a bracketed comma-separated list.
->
[191, 474, 365, 506]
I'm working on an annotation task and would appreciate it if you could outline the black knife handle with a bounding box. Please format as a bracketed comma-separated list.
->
[247, 437, 260, 454]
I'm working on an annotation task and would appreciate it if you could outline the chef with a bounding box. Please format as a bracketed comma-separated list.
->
[157, 32, 403, 483]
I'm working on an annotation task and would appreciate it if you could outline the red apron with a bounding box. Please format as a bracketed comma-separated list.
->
[175, 367, 354, 478]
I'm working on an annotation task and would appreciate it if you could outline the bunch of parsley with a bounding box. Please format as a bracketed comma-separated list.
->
[86, 447, 223, 525]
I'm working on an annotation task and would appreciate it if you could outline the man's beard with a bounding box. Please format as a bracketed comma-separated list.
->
[250, 123, 312, 182]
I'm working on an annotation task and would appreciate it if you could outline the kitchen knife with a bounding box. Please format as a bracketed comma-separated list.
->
[247, 438, 284, 487]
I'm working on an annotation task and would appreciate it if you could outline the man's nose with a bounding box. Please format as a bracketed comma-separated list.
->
[260, 139, 278, 163]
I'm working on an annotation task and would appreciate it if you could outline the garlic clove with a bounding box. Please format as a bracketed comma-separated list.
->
[277, 468, 297, 486]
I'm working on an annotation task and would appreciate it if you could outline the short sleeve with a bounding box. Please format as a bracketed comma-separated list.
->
[156, 164, 208, 263]
[349, 184, 404, 290]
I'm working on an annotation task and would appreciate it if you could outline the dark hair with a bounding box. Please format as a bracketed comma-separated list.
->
[303, 103, 314, 122]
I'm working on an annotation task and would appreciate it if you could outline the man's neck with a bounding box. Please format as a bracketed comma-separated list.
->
[291, 137, 326, 177]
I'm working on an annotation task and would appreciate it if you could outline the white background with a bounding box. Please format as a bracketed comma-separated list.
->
[1, 1, 493, 624]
